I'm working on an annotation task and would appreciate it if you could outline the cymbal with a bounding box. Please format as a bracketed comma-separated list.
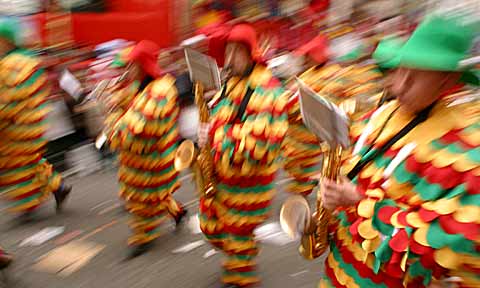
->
[175, 140, 196, 171]
[280, 195, 311, 240]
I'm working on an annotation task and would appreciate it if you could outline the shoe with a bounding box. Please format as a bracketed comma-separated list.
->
[54, 184, 72, 212]
[126, 242, 154, 259]
[0, 252, 13, 270]
[174, 208, 188, 226]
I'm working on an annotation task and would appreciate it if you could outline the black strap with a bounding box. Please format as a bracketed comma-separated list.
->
[233, 87, 254, 123]
[347, 102, 436, 180]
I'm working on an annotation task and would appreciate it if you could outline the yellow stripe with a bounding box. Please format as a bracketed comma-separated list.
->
[327, 253, 361, 288]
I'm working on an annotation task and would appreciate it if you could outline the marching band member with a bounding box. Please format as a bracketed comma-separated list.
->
[282, 34, 383, 197]
[105, 40, 187, 258]
[0, 17, 71, 220]
[281, 35, 329, 196]
[318, 16, 479, 288]
[198, 24, 288, 287]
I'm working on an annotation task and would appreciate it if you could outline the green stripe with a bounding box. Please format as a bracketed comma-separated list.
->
[408, 261, 432, 286]
[412, 178, 445, 201]
[393, 161, 418, 184]
[230, 254, 254, 261]
[223, 270, 257, 277]
[464, 122, 480, 133]
[372, 199, 396, 236]
[460, 193, 480, 206]
[330, 241, 388, 288]
[444, 184, 466, 199]
[0, 162, 38, 176]
[14, 192, 42, 206]
[426, 220, 476, 254]
[336, 210, 351, 227]
[218, 183, 273, 194]
[17, 68, 43, 89]
[431, 139, 466, 154]
[0, 178, 35, 192]
[232, 235, 251, 242]
[466, 147, 480, 163]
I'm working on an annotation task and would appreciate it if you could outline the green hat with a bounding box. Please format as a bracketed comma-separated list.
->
[372, 36, 403, 70]
[391, 15, 478, 85]
[0, 17, 21, 46]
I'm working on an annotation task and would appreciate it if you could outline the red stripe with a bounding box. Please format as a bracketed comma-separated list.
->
[224, 224, 256, 236]
[227, 265, 256, 273]
[439, 129, 476, 149]
[389, 229, 409, 252]
[119, 171, 178, 189]
[217, 174, 275, 187]
[221, 199, 272, 212]
[418, 208, 440, 222]
[119, 156, 175, 172]
[0, 155, 42, 171]
[439, 215, 479, 241]
[409, 239, 433, 255]
[324, 261, 347, 288]
[333, 233, 404, 288]
[0, 174, 35, 187]
[13, 187, 41, 200]
[377, 206, 400, 224]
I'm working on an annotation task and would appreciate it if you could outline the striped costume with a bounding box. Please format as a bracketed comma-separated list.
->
[282, 64, 382, 196]
[321, 98, 480, 287]
[0, 49, 62, 213]
[107, 74, 184, 246]
[199, 65, 288, 286]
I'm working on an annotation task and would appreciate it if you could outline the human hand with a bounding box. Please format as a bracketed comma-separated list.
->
[197, 122, 211, 148]
[320, 176, 362, 210]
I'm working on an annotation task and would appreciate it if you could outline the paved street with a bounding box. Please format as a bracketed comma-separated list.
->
[0, 168, 325, 288]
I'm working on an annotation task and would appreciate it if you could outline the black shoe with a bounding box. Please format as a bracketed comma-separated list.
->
[174, 208, 188, 226]
[126, 242, 154, 259]
[54, 184, 72, 212]
[0, 252, 13, 270]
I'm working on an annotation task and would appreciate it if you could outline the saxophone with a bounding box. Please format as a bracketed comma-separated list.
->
[280, 65, 383, 259]
[175, 82, 217, 198]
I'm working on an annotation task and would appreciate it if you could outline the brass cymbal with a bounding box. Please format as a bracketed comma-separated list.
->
[280, 195, 311, 240]
[175, 140, 196, 171]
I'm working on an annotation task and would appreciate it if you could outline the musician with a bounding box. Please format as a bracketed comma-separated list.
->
[317, 16, 479, 287]
[281, 35, 328, 196]
[282, 34, 384, 197]
[197, 24, 288, 287]
[0, 17, 71, 220]
[105, 40, 187, 258]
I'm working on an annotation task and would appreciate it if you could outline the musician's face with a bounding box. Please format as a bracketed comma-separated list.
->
[225, 42, 253, 76]
[390, 68, 461, 114]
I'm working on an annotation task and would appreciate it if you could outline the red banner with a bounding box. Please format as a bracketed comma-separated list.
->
[24, 0, 175, 48]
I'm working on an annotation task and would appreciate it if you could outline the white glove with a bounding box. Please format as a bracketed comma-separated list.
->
[197, 122, 211, 148]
